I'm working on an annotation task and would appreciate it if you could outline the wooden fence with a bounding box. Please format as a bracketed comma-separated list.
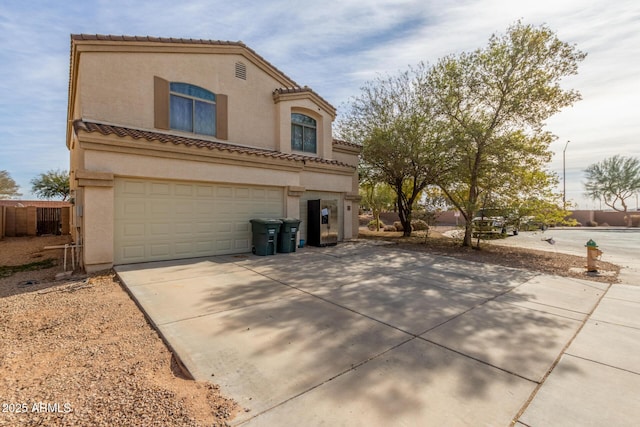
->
[1, 206, 70, 238]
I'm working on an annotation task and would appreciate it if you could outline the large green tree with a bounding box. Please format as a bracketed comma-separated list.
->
[31, 169, 70, 201]
[424, 21, 586, 246]
[0, 170, 21, 199]
[584, 155, 640, 213]
[499, 168, 576, 227]
[339, 68, 453, 236]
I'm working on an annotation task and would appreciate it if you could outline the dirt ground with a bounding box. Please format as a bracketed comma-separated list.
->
[358, 228, 620, 284]
[0, 229, 619, 426]
[0, 236, 239, 427]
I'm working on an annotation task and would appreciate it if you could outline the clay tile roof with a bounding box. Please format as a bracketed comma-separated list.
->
[72, 34, 245, 46]
[273, 87, 311, 95]
[73, 120, 355, 169]
[333, 138, 362, 150]
[272, 86, 335, 113]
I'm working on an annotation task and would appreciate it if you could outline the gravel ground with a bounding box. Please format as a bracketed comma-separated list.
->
[0, 237, 239, 426]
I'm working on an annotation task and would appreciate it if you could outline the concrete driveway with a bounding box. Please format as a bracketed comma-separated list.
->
[114, 241, 635, 426]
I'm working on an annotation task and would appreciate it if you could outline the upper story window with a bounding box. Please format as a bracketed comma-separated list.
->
[291, 113, 316, 153]
[170, 82, 216, 136]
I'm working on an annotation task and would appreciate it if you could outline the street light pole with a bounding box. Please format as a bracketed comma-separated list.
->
[563, 140, 569, 210]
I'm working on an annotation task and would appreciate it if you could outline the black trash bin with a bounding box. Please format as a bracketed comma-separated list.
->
[277, 218, 301, 253]
[250, 219, 282, 256]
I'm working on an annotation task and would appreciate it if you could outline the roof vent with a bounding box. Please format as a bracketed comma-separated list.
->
[235, 62, 247, 80]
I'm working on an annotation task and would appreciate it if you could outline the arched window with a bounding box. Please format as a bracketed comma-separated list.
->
[170, 82, 216, 136]
[291, 113, 316, 153]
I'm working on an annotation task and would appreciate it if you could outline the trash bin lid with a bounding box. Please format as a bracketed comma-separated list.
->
[250, 218, 283, 225]
[279, 218, 301, 225]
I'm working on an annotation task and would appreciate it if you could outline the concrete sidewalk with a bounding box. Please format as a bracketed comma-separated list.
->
[517, 284, 640, 426]
[115, 241, 639, 426]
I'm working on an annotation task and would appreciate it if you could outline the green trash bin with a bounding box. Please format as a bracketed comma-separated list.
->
[277, 218, 301, 253]
[250, 219, 282, 256]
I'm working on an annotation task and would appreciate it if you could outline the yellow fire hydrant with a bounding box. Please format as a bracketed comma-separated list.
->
[585, 239, 603, 272]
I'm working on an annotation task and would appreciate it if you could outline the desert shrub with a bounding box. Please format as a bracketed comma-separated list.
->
[600, 222, 609, 227]
[413, 210, 438, 226]
[359, 216, 372, 226]
[411, 219, 429, 231]
[367, 219, 384, 231]
[586, 220, 598, 227]
[383, 225, 397, 232]
[393, 221, 404, 231]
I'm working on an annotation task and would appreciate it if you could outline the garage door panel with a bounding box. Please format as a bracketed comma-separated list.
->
[122, 245, 145, 260]
[249, 188, 264, 198]
[151, 183, 170, 195]
[149, 223, 171, 237]
[175, 242, 194, 255]
[196, 201, 215, 214]
[235, 188, 251, 199]
[150, 201, 169, 215]
[196, 186, 213, 197]
[234, 239, 250, 250]
[123, 200, 146, 215]
[176, 203, 194, 215]
[214, 203, 233, 215]
[195, 222, 214, 233]
[217, 186, 233, 198]
[194, 240, 214, 252]
[235, 223, 249, 232]
[175, 184, 193, 196]
[123, 223, 145, 237]
[123, 181, 146, 195]
[266, 189, 282, 200]
[216, 222, 233, 233]
[115, 179, 283, 264]
[217, 239, 233, 251]
[175, 222, 193, 235]
[150, 243, 171, 257]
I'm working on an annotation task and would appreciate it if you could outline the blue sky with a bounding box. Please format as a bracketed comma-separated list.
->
[1, 0, 638, 209]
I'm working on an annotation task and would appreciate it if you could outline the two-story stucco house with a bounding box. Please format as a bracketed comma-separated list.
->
[67, 35, 360, 272]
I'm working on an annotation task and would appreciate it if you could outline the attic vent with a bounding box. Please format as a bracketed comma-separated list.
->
[235, 62, 247, 80]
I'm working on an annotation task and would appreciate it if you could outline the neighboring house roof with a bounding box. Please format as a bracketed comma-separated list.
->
[73, 120, 355, 169]
[0, 200, 71, 208]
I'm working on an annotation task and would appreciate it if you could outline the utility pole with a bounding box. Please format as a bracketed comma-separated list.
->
[563, 140, 569, 210]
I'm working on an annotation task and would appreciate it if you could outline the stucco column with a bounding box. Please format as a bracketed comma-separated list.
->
[345, 192, 361, 240]
[286, 186, 305, 244]
[76, 171, 115, 272]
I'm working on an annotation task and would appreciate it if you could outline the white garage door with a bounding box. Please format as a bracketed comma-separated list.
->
[114, 178, 284, 264]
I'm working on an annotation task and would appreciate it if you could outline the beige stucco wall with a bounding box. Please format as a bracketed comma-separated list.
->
[84, 149, 302, 188]
[75, 51, 336, 157]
